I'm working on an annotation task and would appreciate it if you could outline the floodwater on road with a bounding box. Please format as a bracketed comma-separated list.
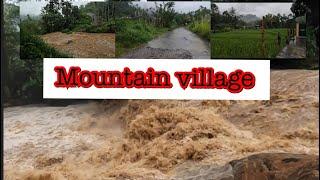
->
[123, 27, 210, 59]
[147, 27, 210, 59]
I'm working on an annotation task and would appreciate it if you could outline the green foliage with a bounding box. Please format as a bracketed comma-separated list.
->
[4, 3, 22, 102]
[115, 2, 211, 56]
[187, 6, 211, 40]
[115, 2, 181, 29]
[5, 3, 68, 103]
[291, 0, 308, 17]
[41, 0, 82, 33]
[211, 29, 287, 58]
[115, 19, 168, 56]
[20, 16, 44, 35]
[81, 21, 116, 33]
[188, 20, 210, 40]
[153, 2, 176, 28]
[17, 30, 69, 102]
[21, 30, 68, 59]
[305, 26, 319, 69]
[113, 2, 135, 18]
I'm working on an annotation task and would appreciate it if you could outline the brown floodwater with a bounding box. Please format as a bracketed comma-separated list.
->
[4, 70, 319, 179]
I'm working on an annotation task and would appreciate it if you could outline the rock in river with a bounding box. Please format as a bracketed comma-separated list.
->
[174, 153, 319, 180]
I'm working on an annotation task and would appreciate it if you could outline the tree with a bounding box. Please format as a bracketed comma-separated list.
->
[211, 3, 219, 30]
[153, 2, 176, 28]
[4, 3, 20, 101]
[61, 0, 73, 28]
[41, 0, 64, 33]
[291, 0, 307, 17]
[41, 0, 81, 33]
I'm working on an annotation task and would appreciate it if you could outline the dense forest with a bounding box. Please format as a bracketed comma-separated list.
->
[115, 1, 211, 56]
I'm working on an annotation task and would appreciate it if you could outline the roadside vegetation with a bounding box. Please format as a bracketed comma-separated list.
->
[115, 2, 211, 56]
[115, 19, 169, 56]
[187, 6, 211, 40]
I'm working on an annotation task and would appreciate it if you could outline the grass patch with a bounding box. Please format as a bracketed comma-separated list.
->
[188, 20, 210, 40]
[115, 19, 169, 57]
[211, 28, 287, 58]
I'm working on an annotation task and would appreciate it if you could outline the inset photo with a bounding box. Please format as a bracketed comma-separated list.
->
[115, 1, 211, 59]
[211, 2, 306, 59]
[20, 0, 116, 58]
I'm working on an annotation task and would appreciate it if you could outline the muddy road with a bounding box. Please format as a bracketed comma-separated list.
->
[123, 27, 210, 59]
[4, 70, 319, 179]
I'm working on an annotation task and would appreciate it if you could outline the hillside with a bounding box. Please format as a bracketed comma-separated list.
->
[239, 14, 260, 23]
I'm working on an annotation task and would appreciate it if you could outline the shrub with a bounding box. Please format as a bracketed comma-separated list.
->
[116, 19, 161, 48]
[18, 30, 68, 102]
[20, 17, 44, 35]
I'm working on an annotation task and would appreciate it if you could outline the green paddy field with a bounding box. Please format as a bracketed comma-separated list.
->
[211, 28, 287, 59]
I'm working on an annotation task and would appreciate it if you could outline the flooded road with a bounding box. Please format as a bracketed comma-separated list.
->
[123, 27, 210, 59]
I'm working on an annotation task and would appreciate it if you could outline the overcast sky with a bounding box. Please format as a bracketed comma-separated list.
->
[20, 0, 92, 16]
[215, 3, 293, 18]
[133, 1, 210, 13]
[21, 0, 210, 16]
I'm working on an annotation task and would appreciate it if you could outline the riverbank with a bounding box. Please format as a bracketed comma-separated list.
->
[4, 70, 319, 179]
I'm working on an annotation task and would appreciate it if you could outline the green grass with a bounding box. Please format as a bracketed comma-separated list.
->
[211, 28, 288, 58]
[188, 20, 210, 40]
[115, 19, 169, 57]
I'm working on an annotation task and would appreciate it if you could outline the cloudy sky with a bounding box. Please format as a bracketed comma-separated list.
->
[20, 0, 92, 16]
[134, 1, 210, 13]
[21, 0, 210, 16]
[215, 3, 293, 18]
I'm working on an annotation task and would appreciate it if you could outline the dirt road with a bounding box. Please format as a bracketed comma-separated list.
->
[123, 27, 210, 59]
[4, 70, 319, 179]
[41, 32, 115, 58]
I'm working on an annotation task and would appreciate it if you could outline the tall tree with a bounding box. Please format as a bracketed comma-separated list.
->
[41, 0, 63, 33]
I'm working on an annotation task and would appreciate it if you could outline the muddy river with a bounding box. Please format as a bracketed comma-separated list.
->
[4, 70, 319, 179]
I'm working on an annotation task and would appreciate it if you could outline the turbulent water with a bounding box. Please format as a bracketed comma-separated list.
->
[123, 27, 210, 59]
[4, 70, 319, 179]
